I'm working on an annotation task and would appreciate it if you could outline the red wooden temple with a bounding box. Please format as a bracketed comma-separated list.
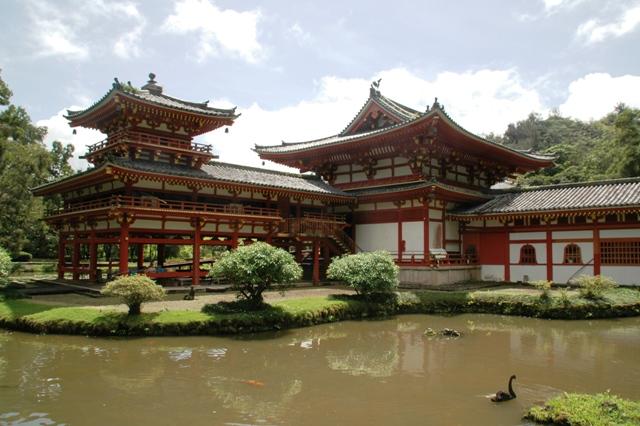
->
[34, 75, 640, 286]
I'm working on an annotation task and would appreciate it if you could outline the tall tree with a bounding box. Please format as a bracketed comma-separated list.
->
[0, 70, 74, 257]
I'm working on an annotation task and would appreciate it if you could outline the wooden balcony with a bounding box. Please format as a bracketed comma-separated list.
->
[279, 213, 355, 253]
[50, 195, 281, 221]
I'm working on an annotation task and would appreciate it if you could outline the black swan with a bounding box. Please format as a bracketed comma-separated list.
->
[491, 375, 516, 402]
[183, 286, 196, 300]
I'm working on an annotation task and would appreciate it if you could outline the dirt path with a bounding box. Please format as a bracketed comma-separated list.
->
[74, 286, 356, 313]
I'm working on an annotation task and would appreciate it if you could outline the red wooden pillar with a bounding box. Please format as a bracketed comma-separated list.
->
[193, 219, 201, 286]
[312, 239, 320, 285]
[546, 229, 553, 281]
[57, 237, 65, 280]
[423, 201, 430, 265]
[593, 225, 601, 276]
[441, 201, 447, 250]
[137, 244, 144, 270]
[72, 236, 80, 280]
[397, 206, 403, 261]
[89, 231, 98, 281]
[119, 222, 130, 275]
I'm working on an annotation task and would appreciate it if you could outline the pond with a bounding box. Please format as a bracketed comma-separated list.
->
[1, 314, 639, 425]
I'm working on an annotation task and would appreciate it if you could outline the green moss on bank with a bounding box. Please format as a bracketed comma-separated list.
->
[1, 287, 639, 337]
[525, 392, 640, 425]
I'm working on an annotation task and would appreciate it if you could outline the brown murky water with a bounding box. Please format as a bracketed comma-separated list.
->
[0, 314, 639, 426]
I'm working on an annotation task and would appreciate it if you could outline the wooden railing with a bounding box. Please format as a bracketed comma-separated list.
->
[394, 251, 477, 267]
[60, 195, 279, 217]
[281, 215, 357, 253]
[86, 130, 213, 154]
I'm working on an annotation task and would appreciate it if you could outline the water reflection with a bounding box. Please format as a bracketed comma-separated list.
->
[0, 314, 639, 426]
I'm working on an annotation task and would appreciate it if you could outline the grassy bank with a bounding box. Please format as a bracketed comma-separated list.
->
[525, 392, 640, 425]
[1, 287, 639, 336]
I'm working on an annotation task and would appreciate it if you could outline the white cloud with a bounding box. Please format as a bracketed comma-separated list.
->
[542, 0, 586, 12]
[576, 4, 640, 43]
[162, 0, 263, 63]
[202, 68, 546, 170]
[559, 73, 640, 120]
[25, 0, 146, 61]
[37, 107, 103, 171]
[287, 23, 312, 46]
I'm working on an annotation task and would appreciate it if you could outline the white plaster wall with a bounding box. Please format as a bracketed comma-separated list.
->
[445, 220, 459, 240]
[334, 174, 350, 184]
[510, 265, 546, 282]
[131, 219, 162, 230]
[165, 220, 192, 231]
[203, 223, 216, 232]
[336, 165, 350, 174]
[600, 229, 640, 238]
[402, 221, 423, 254]
[376, 202, 396, 210]
[510, 243, 546, 263]
[395, 165, 412, 177]
[429, 222, 442, 249]
[355, 203, 376, 211]
[135, 180, 163, 190]
[554, 265, 594, 283]
[552, 230, 593, 239]
[378, 158, 392, 167]
[377, 168, 392, 179]
[355, 223, 397, 252]
[352, 172, 367, 182]
[445, 242, 460, 252]
[481, 265, 505, 281]
[485, 220, 502, 227]
[510, 232, 546, 241]
[552, 242, 594, 264]
[165, 183, 187, 192]
[429, 209, 442, 220]
[600, 267, 640, 285]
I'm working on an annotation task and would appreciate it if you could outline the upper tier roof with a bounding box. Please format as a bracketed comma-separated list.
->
[452, 177, 640, 217]
[254, 85, 552, 166]
[66, 73, 239, 128]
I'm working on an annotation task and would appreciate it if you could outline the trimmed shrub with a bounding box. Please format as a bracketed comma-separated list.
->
[209, 242, 302, 307]
[101, 275, 166, 315]
[0, 247, 12, 287]
[12, 251, 32, 262]
[531, 280, 553, 300]
[327, 251, 399, 296]
[575, 275, 617, 300]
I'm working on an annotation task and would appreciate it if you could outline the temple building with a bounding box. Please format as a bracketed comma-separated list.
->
[34, 74, 640, 286]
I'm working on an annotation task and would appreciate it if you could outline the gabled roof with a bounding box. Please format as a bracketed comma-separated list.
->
[254, 96, 553, 168]
[452, 177, 640, 217]
[66, 73, 239, 122]
[339, 85, 423, 136]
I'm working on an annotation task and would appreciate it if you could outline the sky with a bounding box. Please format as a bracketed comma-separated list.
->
[1, 0, 640, 171]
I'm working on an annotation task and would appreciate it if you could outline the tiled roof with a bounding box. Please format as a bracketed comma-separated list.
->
[347, 180, 490, 199]
[453, 177, 640, 216]
[338, 92, 423, 136]
[254, 94, 553, 164]
[110, 158, 353, 198]
[66, 75, 238, 120]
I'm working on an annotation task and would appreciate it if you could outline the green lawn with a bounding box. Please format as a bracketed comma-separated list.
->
[1, 287, 639, 336]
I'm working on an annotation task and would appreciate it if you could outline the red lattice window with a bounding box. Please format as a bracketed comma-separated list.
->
[601, 241, 640, 265]
[563, 244, 582, 264]
[519, 244, 537, 264]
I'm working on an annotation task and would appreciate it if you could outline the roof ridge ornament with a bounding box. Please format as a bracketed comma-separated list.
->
[141, 72, 163, 95]
[370, 78, 381, 97]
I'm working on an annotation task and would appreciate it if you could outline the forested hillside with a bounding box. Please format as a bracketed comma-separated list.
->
[487, 105, 640, 186]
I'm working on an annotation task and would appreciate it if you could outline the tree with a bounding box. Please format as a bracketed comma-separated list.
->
[609, 105, 640, 178]
[209, 242, 302, 307]
[0, 70, 74, 257]
[101, 275, 166, 315]
[326, 251, 399, 296]
[0, 246, 12, 287]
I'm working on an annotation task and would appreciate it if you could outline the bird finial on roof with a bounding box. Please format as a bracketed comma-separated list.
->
[370, 78, 382, 97]
[432, 97, 441, 110]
